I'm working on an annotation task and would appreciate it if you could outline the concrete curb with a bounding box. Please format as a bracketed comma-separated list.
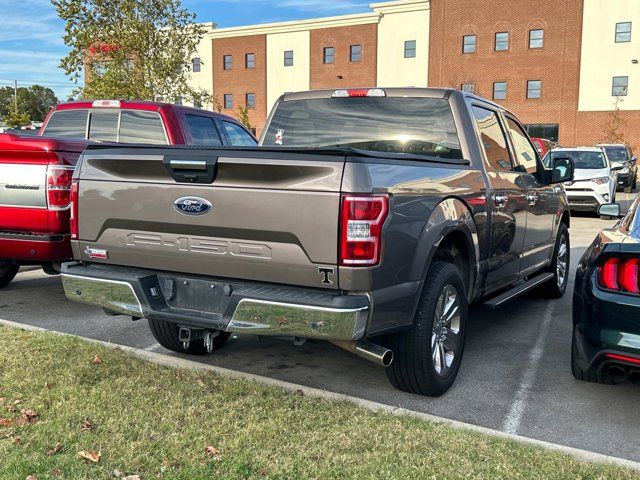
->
[2, 317, 639, 473]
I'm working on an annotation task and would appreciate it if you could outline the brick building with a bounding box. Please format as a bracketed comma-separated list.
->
[187, 0, 640, 148]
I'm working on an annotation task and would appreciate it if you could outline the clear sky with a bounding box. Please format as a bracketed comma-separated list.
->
[0, 0, 371, 101]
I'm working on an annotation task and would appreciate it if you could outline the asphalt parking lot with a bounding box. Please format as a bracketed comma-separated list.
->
[1, 192, 638, 463]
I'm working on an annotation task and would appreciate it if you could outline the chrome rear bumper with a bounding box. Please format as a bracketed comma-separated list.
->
[61, 267, 369, 341]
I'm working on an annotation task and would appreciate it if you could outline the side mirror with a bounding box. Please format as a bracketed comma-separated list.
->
[548, 157, 574, 184]
[598, 203, 623, 219]
[631, 156, 638, 165]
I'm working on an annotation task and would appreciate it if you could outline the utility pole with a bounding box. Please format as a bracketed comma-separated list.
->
[13, 80, 18, 115]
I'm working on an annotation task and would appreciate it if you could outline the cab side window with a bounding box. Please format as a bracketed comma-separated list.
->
[222, 121, 257, 146]
[185, 114, 222, 146]
[471, 106, 512, 172]
[505, 117, 538, 174]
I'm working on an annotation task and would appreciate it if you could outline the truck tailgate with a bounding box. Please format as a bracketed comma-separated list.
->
[75, 147, 345, 289]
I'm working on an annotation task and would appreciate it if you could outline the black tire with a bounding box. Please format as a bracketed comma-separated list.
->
[148, 318, 230, 355]
[385, 261, 468, 397]
[541, 223, 570, 298]
[633, 174, 637, 191]
[0, 262, 19, 289]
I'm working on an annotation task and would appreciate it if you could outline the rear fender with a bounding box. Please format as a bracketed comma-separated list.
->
[411, 198, 480, 306]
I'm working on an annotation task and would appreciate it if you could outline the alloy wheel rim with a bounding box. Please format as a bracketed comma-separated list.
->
[556, 234, 568, 288]
[431, 284, 461, 377]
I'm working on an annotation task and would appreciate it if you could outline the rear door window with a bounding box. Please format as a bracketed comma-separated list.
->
[222, 121, 257, 146]
[185, 114, 222, 146]
[42, 109, 88, 138]
[88, 110, 119, 142]
[119, 111, 167, 144]
[471, 106, 512, 171]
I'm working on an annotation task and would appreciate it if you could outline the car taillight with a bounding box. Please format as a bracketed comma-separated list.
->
[598, 257, 640, 294]
[340, 194, 389, 266]
[46, 165, 74, 210]
[70, 179, 79, 240]
[332, 88, 386, 98]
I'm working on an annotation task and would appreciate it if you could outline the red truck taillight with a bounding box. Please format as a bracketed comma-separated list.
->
[598, 257, 640, 294]
[340, 194, 389, 266]
[46, 165, 75, 210]
[70, 179, 79, 240]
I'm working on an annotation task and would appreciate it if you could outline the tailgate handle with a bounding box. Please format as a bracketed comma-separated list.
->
[163, 155, 218, 184]
[169, 159, 208, 171]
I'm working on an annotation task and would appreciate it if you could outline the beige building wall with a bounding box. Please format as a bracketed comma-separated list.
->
[186, 22, 215, 109]
[373, 0, 430, 87]
[266, 31, 311, 113]
[579, 0, 640, 111]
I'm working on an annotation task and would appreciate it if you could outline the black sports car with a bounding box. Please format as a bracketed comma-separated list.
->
[572, 197, 640, 384]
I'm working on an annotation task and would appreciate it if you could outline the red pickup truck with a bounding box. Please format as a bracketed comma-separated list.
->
[0, 100, 257, 288]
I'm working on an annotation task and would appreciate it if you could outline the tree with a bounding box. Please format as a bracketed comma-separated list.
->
[3, 111, 31, 128]
[602, 96, 627, 144]
[0, 85, 59, 122]
[52, 0, 209, 103]
[236, 105, 252, 130]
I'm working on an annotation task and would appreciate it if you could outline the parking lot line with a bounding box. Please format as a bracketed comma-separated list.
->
[502, 301, 555, 435]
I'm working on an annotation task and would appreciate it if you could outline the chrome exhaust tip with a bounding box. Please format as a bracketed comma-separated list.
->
[330, 340, 393, 367]
[607, 365, 628, 383]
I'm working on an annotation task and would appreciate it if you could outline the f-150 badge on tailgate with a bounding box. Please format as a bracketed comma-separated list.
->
[173, 197, 213, 216]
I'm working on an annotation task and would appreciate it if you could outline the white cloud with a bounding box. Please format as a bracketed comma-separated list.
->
[210, 0, 370, 12]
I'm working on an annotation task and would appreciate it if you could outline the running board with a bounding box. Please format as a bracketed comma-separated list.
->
[484, 272, 554, 309]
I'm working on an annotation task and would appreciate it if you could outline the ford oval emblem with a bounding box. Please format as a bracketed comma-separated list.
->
[173, 196, 213, 216]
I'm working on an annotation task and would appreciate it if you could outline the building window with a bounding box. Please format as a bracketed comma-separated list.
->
[461, 83, 475, 93]
[404, 40, 417, 58]
[323, 46, 335, 64]
[245, 53, 255, 69]
[350, 44, 362, 62]
[224, 94, 233, 109]
[525, 124, 559, 143]
[284, 50, 294, 67]
[527, 80, 542, 99]
[495, 32, 509, 51]
[192, 57, 201, 73]
[462, 35, 476, 54]
[529, 29, 544, 49]
[493, 81, 507, 100]
[612, 76, 629, 96]
[223, 55, 232, 70]
[246, 93, 255, 109]
[615, 22, 632, 43]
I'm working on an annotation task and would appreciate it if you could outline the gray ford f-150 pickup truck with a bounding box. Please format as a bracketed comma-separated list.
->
[62, 88, 574, 396]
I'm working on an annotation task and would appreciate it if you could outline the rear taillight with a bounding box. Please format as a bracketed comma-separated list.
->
[332, 88, 386, 98]
[340, 194, 389, 266]
[598, 257, 640, 294]
[70, 179, 79, 240]
[46, 165, 74, 210]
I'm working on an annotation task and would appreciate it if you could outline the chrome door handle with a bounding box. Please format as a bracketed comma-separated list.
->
[526, 193, 538, 205]
[493, 194, 508, 206]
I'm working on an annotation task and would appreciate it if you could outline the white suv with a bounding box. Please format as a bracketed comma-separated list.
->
[543, 147, 616, 212]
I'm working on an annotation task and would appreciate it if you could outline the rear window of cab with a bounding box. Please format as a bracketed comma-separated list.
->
[42, 108, 168, 144]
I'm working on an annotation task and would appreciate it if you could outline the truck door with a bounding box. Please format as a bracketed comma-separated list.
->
[471, 105, 528, 290]
[504, 116, 556, 274]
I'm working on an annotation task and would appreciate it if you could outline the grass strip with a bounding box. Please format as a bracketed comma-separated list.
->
[0, 325, 634, 479]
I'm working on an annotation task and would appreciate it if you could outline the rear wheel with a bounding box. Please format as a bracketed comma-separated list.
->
[385, 261, 468, 397]
[148, 318, 230, 355]
[0, 262, 19, 289]
[541, 223, 569, 298]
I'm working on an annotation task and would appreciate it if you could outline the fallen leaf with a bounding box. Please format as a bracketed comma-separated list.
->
[81, 418, 94, 432]
[50, 469, 62, 477]
[45, 382, 56, 390]
[161, 459, 169, 472]
[0, 397, 5, 404]
[122, 476, 140, 480]
[205, 445, 220, 458]
[25, 475, 38, 480]
[77, 450, 101, 463]
[11, 435, 21, 444]
[0, 418, 12, 427]
[13, 399, 22, 405]
[295, 389, 304, 396]
[112, 469, 123, 478]
[93, 355, 103, 365]
[16, 409, 39, 425]
[46, 442, 62, 456]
